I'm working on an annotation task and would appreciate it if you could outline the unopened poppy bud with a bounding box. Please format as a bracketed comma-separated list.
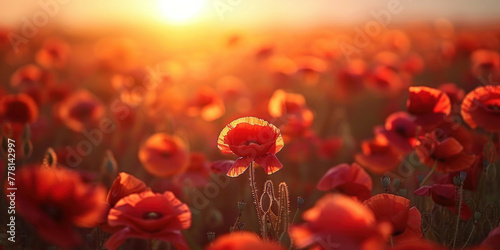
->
[453, 175, 461, 186]
[474, 211, 481, 221]
[459, 171, 467, 183]
[101, 150, 118, 177]
[237, 200, 246, 211]
[381, 175, 390, 188]
[23, 140, 32, 159]
[207, 231, 215, 242]
[393, 179, 401, 189]
[297, 196, 304, 208]
[43, 147, 57, 167]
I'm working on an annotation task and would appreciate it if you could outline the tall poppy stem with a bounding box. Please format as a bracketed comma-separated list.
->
[452, 182, 464, 250]
[248, 161, 263, 236]
[419, 160, 437, 186]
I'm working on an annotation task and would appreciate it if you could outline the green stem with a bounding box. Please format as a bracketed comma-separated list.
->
[460, 224, 476, 250]
[390, 236, 394, 247]
[420, 161, 437, 186]
[249, 162, 263, 236]
[452, 183, 464, 249]
[291, 207, 300, 225]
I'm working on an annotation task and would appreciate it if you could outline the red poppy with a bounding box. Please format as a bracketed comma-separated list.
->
[106, 172, 150, 207]
[0, 93, 39, 124]
[207, 231, 284, 250]
[439, 83, 465, 106]
[375, 111, 417, 155]
[174, 152, 211, 187]
[12, 166, 107, 247]
[317, 163, 373, 201]
[210, 160, 235, 175]
[461, 85, 500, 132]
[318, 136, 343, 160]
[290, 194, 391, 249]
[294, 56, 328, 85]
[138, 133, 190, 177]
[217, 117, 284, 177]
[415, 130, 475, 173]
[266, 55, 297, 77]
[355, 138, 402, 174]
[437, 156, 482, 191]
[363, 194, 422, 244]
[407, 86, 451, 130]
[470, 49, 500, 75]
[414, 184, 472, 220]
[105, 191, 191, 250]
[58, 90, 105, 132]
[10, 64, 51, 89]
[367, 66, 406, 95]
[186, 86, 225, 121]
[482, 223, 500, 248]
[35, 37, 70, 69]
[268, 89, 314, 139]
[336, 58, 367, 98]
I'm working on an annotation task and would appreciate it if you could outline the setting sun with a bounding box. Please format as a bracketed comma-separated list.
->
[158, 0, 205, 23]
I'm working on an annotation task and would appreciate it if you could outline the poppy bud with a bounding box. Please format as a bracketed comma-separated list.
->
[381, 175, 390, 188]
[101, 150, 118, 178]
[297, 196, 305, 208]
[453, 175, 461, 186]
[207, 231, 215, 242]
[23, 139, 32, 159]
[237, 200, 246, 211]
[474, 211, 481, 221]
[43, 147, 57, 167]
[459, 171, 467, 183]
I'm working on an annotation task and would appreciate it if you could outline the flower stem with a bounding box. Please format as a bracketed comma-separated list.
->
[460, 224, 476, 250]
[249, 161, 263, 236]
[452, 183, 464, 249]
[420, 160, 437, 186]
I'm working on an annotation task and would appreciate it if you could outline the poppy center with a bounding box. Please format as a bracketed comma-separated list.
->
[142, 211, 163, 220]
[41, 203, 64, 222]
[394, 125, 407, 136]
[487, 104, 500, 111]
[161, 151, 171, 157]
[242, 140, 261, 146]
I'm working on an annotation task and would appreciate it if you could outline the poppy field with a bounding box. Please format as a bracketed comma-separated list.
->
[1, 4, 500, 249]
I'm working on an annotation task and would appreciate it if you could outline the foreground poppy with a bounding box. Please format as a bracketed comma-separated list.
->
[317, 163, 373, 201]
[290, 194, 391, 249]
[461, 85, 500, 132]
[407, 86, 451, 130]
[375, 112, 417, 155]
[12, 166, 107, 247]
[138, 133, 190, 177]
[217, 117, 284, 177]
[106, 172, 150, 207]
[0, 93, 39, 124]
[363, 194, 422, 244]
[58, 90, 105, 132]
[206, 231, 284, 250]
[415, 130, 475, 173]
[105, 191, 191, 250]
[414, 184, 472, 220]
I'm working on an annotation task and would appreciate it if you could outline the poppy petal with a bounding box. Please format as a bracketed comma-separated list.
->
[227, 157, 252, 177]
[254, 153, 283, 175]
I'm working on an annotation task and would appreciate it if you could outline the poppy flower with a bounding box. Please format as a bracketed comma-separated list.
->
[12, 166, 107, 247]
[106, 172, 150, 207]
[367, 66, 406, 95]
[268, 89, 314, 139]
[336, 58, 367, 98]
[207, 231, 284, 250]
[317, 163, 373, 201]
[35, 37, 70, 69]
[439, 83, 465, 106]
[415, 130, 475, 173]
[290, 194, 391, 249]
[363, 194, 422, 244]
[217, 117, 284, 177]
[174, 152, 211, 187]
[105, 191, 191, 250]
[10, 64, 51, 89]
[138, 133, 190, 177]
[470, 49, 500, 75]
[0, 93, 39, 124]
[266, 55, 297, 77]
[355, 138, 402, 174]
[482, 223, 500, 248]
[414, 184, 472, 220]
[294, 56, 328, 85]
[186, 86, 225, 121]
[58, 90, 105, 132]
[436, 156, 482, 191]
[407, 86, 451, 130]
[210, 160, 235, 175]
[318, 136, 343, 160]
[461, 85, 500, 132]
[375, 112, 417, 155]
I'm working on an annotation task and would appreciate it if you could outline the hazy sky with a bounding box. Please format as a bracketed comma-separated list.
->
[1, 0, 500, 28]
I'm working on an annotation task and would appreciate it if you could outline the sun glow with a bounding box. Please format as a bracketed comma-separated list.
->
[158, 0, 205, 23]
